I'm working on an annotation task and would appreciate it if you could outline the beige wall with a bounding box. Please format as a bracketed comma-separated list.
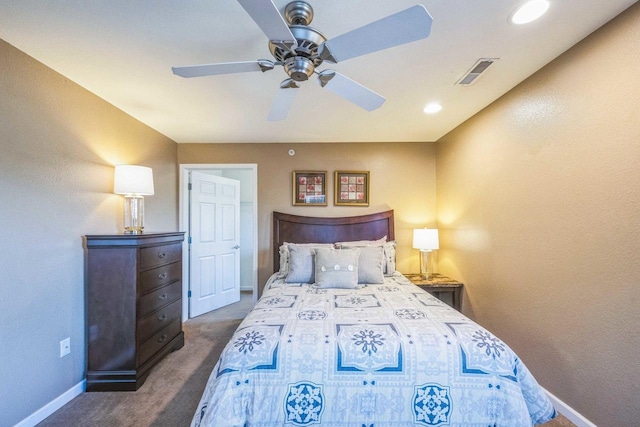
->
[436, 4, 640, 426]
[0, 39, 178, 425]
[5, 3, 639, 424]
[178, 142, 437, 289]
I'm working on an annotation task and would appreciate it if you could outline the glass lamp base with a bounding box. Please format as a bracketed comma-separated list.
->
[419, 249, 433, 280]
[123, 195, 145, 234]
[124, 229, 144, 234]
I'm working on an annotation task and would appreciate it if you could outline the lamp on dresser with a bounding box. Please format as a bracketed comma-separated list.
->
[114, 165, 154, 234]
[413, 228, 439, 279]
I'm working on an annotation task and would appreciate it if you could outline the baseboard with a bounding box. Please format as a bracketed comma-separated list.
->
[14, 380, 85, 427]
[543, 387, 596, 427]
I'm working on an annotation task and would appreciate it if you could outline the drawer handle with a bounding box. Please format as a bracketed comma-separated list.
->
[158, 293, 168, 301]
[158, 314, 167, 321]
[158, 272, 168, 280]
[158, 334, 167, 343]
[157, 252, 167, 259]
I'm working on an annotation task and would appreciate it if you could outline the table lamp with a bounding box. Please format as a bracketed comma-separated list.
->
[114, 165, 154, 234]
[413, 228, 439, 279]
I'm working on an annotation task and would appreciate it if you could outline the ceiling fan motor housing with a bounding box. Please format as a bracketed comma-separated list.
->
[269, 2, 326, 81]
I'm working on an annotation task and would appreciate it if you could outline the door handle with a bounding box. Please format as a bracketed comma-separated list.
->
[232, 245, 240, 249]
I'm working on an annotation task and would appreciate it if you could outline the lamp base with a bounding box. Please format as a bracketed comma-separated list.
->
[419, 249, 433, 280]
[123, 195, 145, 234]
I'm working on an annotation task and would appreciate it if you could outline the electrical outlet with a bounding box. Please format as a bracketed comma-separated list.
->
[60, 337, 71, 358]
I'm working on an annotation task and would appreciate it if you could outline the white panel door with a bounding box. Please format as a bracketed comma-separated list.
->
[189, 171, 240, 318]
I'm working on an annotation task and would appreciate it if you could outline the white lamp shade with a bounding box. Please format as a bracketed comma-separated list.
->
[114, 165, 154, 195]
[413, 228, 439, 250]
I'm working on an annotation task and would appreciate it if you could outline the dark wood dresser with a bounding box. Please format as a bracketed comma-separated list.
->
[84, 232, 185, 391]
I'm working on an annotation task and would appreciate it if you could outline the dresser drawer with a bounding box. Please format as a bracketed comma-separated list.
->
[138, 299, 181, 342]
[139, 281, 181, 318]
[140, 243, 182, 270]
[139, 262, 182, 295]
[138, 319, 181, 365]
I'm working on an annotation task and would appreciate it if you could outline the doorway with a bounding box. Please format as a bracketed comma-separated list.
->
[179, 164, 258, 321]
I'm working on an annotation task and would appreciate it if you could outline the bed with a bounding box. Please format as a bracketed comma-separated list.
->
[191, 210, 556, 426]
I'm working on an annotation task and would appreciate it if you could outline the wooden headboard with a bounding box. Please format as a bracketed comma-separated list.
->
[273, 210, 394, 272]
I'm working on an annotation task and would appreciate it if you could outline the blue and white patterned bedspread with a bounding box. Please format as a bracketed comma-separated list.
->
[191, 273, 556, 426]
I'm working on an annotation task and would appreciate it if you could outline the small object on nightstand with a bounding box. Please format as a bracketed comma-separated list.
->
[403, 273, 463, 311]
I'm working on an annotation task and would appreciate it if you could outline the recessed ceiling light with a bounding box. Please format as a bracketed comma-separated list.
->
[510, 0, 550, 25]
[423, 103, 442, 114]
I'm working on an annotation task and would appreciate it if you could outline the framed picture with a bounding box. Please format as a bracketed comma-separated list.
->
[292, 171, 327, 206]
[334, 170, 370, 206]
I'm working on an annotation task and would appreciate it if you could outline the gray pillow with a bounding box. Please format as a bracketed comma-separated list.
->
[356, 245, 384, 284]
[335, 239, 396, 277]
[285, 245, 316, 283]
[334, 236, 387, 247]
[313, 247, 360, 289]
[279, 242, 334, 278]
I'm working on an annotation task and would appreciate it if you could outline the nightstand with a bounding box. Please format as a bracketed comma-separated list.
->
[403, 273, 463, 311]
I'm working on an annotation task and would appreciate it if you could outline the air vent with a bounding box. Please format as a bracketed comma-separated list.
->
[456, 58, 498, 86]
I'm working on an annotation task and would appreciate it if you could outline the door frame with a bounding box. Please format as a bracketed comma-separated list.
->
[179, 163, 258, 321]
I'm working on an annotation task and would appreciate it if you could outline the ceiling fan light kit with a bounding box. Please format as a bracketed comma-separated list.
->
[172, 0, 433, 121]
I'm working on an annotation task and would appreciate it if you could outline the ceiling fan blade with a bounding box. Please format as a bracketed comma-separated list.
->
[319, 5, 432, 63]
[237, 0, 297, 51]
[318, 70, 385, 111]
[172, 60, 275, 78]
[268, 79, 299, 121]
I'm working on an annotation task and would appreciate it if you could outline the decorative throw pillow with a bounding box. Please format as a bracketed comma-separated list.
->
[313, 247, 360, 289]
[285, 245, 316, 283]
[356, 245, 385, 284]
[278, 244, 290, 278]
[334, 237, 396, 277]
[383, 241, 397, 276]
[279, 243, 333, 279]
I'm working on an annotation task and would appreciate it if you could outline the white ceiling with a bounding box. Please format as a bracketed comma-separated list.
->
[0, 0, 636, 143]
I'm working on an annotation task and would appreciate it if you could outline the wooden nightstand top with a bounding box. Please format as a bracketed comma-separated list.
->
[403, 273, 463, 288]
[403, 273, 463, 311]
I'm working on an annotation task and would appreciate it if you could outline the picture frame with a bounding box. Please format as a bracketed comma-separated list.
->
[334, 170, 370, 206]
[292, 171, 327, 206]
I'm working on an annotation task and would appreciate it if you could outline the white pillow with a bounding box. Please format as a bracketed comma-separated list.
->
[313, 247, 360, 289]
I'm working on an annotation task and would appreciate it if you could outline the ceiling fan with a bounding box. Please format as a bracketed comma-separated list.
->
[172, 0, 433, 121]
